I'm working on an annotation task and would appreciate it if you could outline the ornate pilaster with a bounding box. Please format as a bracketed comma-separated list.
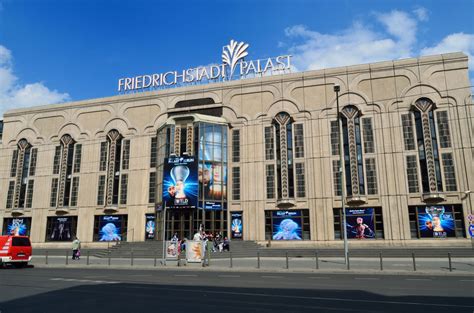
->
[275, 113, 291, 199]
[186, 125, 193, 155]
[105, 130, 121, 207]
[57, 135, 74, 207]
[341, 106, 361, 197]
[12, 139, 30, 209]
[174, 125, 181, 155]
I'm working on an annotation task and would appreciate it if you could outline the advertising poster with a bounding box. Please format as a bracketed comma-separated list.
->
[345, 208, 375, 239]
[231, 212, 243, 239]
[145, 214, 156, 240]
[417, 206, 455, 238]
[198, 163, 227, 210]
[98, 216, 122, 241]
[2, 218, 31, 236]
[166, 241, 179, 260]
[272, 211, 302, 240]
[186, 240, 203, 263]
[47, 217, 76, 241]
[163, 156, 198, 209]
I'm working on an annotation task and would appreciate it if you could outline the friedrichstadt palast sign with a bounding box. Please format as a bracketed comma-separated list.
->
[117, 40, 292, 92]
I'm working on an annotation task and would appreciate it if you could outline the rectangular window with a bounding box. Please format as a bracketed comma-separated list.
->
[70, 177, 80, 206]
[365, 158, 377, 195]
[6, 181, 15, 209]
[295, 162, 306, 197]
[294, 123, 305, 158]
[97, 175, 106, 206]
[149, 172, 156, 203]
[25, 180, 34, 208]
[264, 126, 275, 160]
[332, 160, 341, 196]
[362, 118, 374, 153]
[232, 167, 240, 201]
[266, 164, 275, 199]
[99, 142, 108, 171]
[330, 121, 340, 156]
[10, 150, 18, 177]
[442, 153, 457, 191]
[73, 144, 82, 173]
[53, 146, 61, 175]
[401, 114, 416, 150]
[150, 137, 157, 168]
[120, 174, 128, 205]
[121, 140, 130, 170]
[29, 148, 38, 176]
[232, 129, 240, 163]
[436, 111, 452, 148]
[50, 178, 59, 207]
[406, 155, 419, 193]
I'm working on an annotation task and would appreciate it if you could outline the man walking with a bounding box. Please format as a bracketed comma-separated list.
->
[72, 237, 81, 260]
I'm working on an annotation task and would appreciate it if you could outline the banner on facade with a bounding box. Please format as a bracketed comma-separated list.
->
[186, 240, 203, 263]
[345, 208, 375, 239]
[46, 216, 77, 241]
[145, 214, 156, 240]
[231, 212, 243, 239]
[2, 218, 31, 236]
[97, 215, 124, 242]
[272, 210, 302, 240]
[417, 206, 455, 238]
[163, 157, 198, 209]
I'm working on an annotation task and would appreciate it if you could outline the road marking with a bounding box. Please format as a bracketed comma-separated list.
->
[308, 277, 330, 279]
[173, 274, 197, 277]
[405, 278, 432, 281]
[218, 275, 240, 278]
[354, 278, 379, 280]
[261, 276, 283, 279]
[459, 279, 474, 282]
[50, 278, 119, 284]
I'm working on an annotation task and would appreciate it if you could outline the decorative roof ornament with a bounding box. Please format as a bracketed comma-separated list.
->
[222, 40, 249, 79]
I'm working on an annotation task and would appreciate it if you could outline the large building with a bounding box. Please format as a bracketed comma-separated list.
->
[0, 51, 472, 248]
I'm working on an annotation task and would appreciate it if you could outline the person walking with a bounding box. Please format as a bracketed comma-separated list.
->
[72, 237, 81, 260]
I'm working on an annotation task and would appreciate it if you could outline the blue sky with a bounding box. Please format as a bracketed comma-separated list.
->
[0, 0, 473, 117]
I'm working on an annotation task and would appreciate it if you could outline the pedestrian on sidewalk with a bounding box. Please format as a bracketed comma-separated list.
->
[72, 237, 81, 260]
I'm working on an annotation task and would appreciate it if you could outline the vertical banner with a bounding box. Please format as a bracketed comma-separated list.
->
[417, 206, 455, 238]
[163, 156, 198, 209]
[272, 211, 302, 240]
[186, 240, 203, 263]
[165, 241, 179, 260]
[145, 214, 156, 240]
[3, 218, 31, 236]
[231, 212, 243, 239]
[345, 208, 375, 239]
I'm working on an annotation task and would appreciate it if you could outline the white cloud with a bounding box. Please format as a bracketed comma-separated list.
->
[284, 8, 474, 79]
[0, 45, 70, 119]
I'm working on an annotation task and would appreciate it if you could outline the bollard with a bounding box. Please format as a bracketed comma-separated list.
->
[154, 250, 158, 267]
[347, 252, 350, 270]
[66, 250, 69, 265]
[379, 252, 383, 271]
[131, 250, 134, 266]
[315, 251, 319, 270]
[286, 251, 289, 269]
[45, 250, 48, 265]
[230, 252, 233, 268]
[257, 251, 260, 269]
[177, 252, 181, 267]
[108, 250, 111, 266]
[87, 250, 90, 266]
[412, 252, 416, 271]
[448, 252, 452, 272]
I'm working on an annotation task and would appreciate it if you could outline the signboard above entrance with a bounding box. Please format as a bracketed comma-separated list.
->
[118, 40, 292, 92]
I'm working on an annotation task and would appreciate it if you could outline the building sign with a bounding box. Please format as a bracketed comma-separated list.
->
[272, 210, 302, 240]
[118, 40, 292, 92]
[345, 208, 375, 239]
[163, 157, 199, 209]
[417, 206, 455, 238]
[145, 214, 156, 240]
[231, 212, 243, 239]
[2, 218, 31, 236]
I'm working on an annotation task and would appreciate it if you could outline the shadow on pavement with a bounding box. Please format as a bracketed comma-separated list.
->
[0, 281, 472, 313]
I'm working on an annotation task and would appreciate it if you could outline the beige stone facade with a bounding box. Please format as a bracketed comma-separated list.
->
[0, 52, 472, 248]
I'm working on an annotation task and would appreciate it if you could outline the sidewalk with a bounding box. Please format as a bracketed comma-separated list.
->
[28, 254, 474, 276]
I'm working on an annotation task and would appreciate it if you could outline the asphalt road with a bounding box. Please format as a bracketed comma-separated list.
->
[0, 267, 473, 313]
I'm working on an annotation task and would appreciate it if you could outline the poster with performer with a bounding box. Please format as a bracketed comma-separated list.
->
[165, 240, 179, 260]
[272, 211, 302, 240]
[145, 214, 156, 240]
[2, 218, 31, 236]
[186, 240, 203, 263]
[417, 206, 455, 238]
[231, 212, 243, 239]
[163, 157, 198, 209]
[345, 208, 375, 239]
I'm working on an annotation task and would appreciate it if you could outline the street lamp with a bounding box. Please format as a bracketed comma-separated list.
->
[334, 84, 349, 265]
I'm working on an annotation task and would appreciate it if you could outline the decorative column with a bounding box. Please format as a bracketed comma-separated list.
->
[105, 130, 121, 207]
[12, 139, 30, 209]
[275, 113, 291, 199]
[341, 106, 361, 197]
[57, 135, 74, 207]
[173, 125, 181, 155]
[186, 125, 193, 155]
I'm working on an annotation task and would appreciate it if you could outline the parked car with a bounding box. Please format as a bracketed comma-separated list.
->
[0, 235, 32, 268]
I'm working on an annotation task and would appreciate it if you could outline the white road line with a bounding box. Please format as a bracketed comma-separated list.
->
[174, 274, 198, 277]
[405, 279, 432, 281]
[218, 275, 241, 278]
[261, 276, 283, 279]
[50, 278, 119, 284]
[354, 278, 379, 280]
[459, 279, 474, 282]
[308, 277, 330, 279]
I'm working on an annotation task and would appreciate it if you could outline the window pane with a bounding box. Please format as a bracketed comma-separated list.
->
[295, 162, 306, 197]
[122, 140, 130, 170]
[442, 153, 457, 191]
[294, 123, 305, 158]
[29, 148, 38, 176]
[332, 160, 342, 196]
[149, 172, 156, 204]
[330, 121, 340, 156]
[70, 177, 80, 206]
[362, 118, 374, 153]
[10, 150, 18, 177]
[50, 178, 59, 207]
[120, 174, 128, 205]
[25, 180, 34, 208]
[73, 144, 82, 173]
[97, 175, 106, 205]
[266, 164, 275, 199]
[401, 114, 416, 150]
[232, 167, 240, 200]
[436, 111, 452, 148]
[99, 142, 108, 171]
[365, 158, 378, 195]
[264, 126, 275, 160]
[406, 155, 419, 193]
[232, 129, 240, 163]
[6, 181, 15, 208]
[150, 137, 157, 168]
[53, 146, 61, 175]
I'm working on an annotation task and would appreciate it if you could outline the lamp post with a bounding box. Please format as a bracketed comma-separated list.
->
[334, 84, 349, 265]
[161, 203, 167, 265]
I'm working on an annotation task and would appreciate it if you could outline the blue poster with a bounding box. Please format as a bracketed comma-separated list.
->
[417, 206, 455, 238]
[163, 156, 198, 209]
[345, 208, 375, 239]
[272, 211, 302, 240]
[231, 212, 243, 239]
[145, 214, 156, 240]
[3, 218, 31, 236]
[99, 216, 122, 241]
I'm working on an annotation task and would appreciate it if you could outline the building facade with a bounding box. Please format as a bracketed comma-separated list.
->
[0, 52, 472, 248]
